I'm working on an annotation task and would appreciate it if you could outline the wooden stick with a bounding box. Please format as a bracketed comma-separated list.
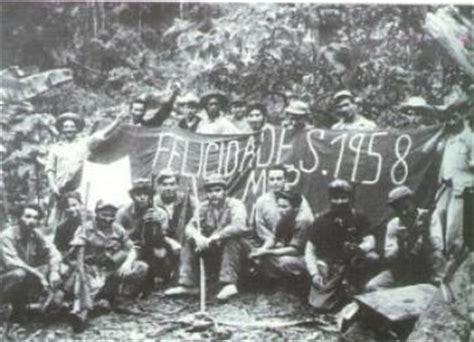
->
[191, 176, 206, 313]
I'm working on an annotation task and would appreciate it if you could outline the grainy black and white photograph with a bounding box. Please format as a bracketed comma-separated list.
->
[0, 1, 473, 340]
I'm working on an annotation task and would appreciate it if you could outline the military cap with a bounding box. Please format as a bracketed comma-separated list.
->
[95, 200, 118, 212]
[129, 178, 153, 194]
[157, 168, 179, 184]
[387, 185, 414, 204]
[55, 112, 85, 132]
[203, 174, 227, 189]
[285, 100, 310, 116]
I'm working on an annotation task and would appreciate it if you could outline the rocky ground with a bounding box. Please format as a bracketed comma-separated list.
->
[0, 283, 340, 341]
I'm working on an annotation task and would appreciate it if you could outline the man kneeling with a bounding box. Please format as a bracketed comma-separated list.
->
[165, 174, 249, 301]
[249, 191, 309, 285]
[67, 200, 148, 331]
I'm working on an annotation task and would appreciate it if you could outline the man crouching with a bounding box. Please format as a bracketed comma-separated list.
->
[0, 204, 63, 322]
[165, 174, 249, 301]
[67, 200, 148, 332]
[305, 180, 378, 311]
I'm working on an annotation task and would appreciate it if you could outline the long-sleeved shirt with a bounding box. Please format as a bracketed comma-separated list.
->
[115, 202, 169, 248]
[186, 197, 249, 240]
[0, 225, 61, 275]
[70, 220, 133, 268]
[307, 209, 373, 264]
[254, 192, 314, 245]
[154, 192, 196, 242]
[273, 215, 309, 254]
[195, 115, 240, 135]
[438, 127, 474, 194]
[331, 114, 377, 130]
[384, 208, 431, 262]
[45, 132, 105, 193]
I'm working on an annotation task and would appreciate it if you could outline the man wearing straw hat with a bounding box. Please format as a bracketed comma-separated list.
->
[196, 91, 239, 135]
[283, 100, 314, 131]
[46, 111, 126, 234]
[165, 174, 249, 301]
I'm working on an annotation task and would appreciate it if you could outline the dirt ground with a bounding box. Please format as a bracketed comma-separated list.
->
[0, 284, 340, 341]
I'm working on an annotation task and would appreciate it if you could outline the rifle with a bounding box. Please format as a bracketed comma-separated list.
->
[71, 182, 92, 331]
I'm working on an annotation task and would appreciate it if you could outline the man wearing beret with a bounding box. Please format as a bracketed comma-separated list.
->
[249, 190, 309, 285]
[305, 180, 378, 311]
[331, 90, 377, 130]
[46, 111, 127, 235]
[165, 174, 249, 301]
[365, 186, 445, 291]
[115, 179, 171, 294]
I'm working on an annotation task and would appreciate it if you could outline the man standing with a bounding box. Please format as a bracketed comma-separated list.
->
[0, 204, 62, 321]
[129, 83, 180, 127]
[249, 191, 309, 283]
[331, 90, 377, 130]
[196, 92, 239, 135]
[46, 111, 126, 234]
[305, 180, 377, 311]
[246, 102, 273, 132]
[366, 186, 445, 291]
[175, 93, 203, 132]
[165, 174, 249, 301]
[254, 165, 313, 252]
[229, 97, 252, 133]
[283, 100, 314, 131]
[431, 111, 473, 254]
[115, 179, 172, 292]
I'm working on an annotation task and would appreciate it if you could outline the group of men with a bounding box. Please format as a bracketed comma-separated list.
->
[127, 86, 378, 134]
[1, 85, 472, 333]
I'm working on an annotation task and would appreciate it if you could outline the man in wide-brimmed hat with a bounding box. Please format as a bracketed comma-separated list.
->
[46, 111, 127, 234]
[196, 91, 239, 135]
[283, 100, 314, 131]
[331, 90, 377, 130]
[165, 174, 250, 301]
[398, 96, 438, 127]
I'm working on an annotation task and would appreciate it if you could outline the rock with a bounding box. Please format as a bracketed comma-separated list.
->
[407, 253, 472, 342]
